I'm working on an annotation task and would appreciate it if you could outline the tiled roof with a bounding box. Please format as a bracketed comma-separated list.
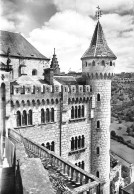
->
[81, 21, 117, 59]
[0, 30, 49, 60]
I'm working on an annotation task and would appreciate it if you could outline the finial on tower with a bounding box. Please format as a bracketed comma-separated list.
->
[95, 6, 102, 21]
[54, 48, 55, 55]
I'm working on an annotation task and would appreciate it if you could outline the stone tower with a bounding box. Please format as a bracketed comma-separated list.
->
[81, 9, 117, 194]
[50, 48, 60, 75]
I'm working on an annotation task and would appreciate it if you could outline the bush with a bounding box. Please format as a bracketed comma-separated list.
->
[111, 131, 116, 137]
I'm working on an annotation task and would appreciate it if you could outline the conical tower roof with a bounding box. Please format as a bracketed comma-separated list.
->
[81, 21, 116, 59]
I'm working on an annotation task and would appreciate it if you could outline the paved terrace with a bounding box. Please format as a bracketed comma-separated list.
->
[9, 128, 104, 194]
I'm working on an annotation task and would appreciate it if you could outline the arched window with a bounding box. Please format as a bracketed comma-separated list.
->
[41, 143, 45, 147]
[55, 99, 59, 104]
[51, 141, 55, 151]
[85, 61, 87, 67]
[17, 111, 21, 126]
[110, 61, 112, 66]
[71, 106, 74, 119]
[78, 136, 81, 149]
[28, 110, 32, 125]
[51, 108, 54, 122]
[46, 99, 49, 105]
[22, 110, 27, 126]
[92, 60, 95, 66]
[75, 163, 77, 166]
[101, 60, 105, 66]
[97, 147, 100, 155]
[96, 171, 99, 178]
[78, 106, 81, 118]
[97, 121, 100, 129]
[71, 137, 75, 150]
[46, 108, 50, 123]
[97, 93, 100, 101]
[82, 135, 85, 148]
[51, 99, 54, 104]
[75, 136, 78, 150]
[32, 69, 37, 76]
[82, 105, 84, 117]
[82, 161, 85, 170]
[75, 106, 77, 118]
[46, 142, 50, 150]
[41, 109, 45, 123]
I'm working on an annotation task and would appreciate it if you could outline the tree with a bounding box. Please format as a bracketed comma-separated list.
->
[111, 131, 116, 137]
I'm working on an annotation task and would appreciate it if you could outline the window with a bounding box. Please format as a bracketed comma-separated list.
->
[46, 108, 50, 123]
[96, 171, 99, 178]
[51, 141, 55, 151]
[41, 109, 45, 123]
[71, 137, 75, 150]
[51, 108, 54, 122]
[75, 106, 78, 118]
[71, 106, 74, 119]
[82, 135, 85, 148]
[82, 105, 84, 117]
[71, 135, 85, 151]
[17, 111, 21, 126]
[97, 147, 100, 155]
[97, 121, 100, 129]
[97, 93, 100, 101]
[32, 69, 37, 76]
[110, 61, 112, 66]
[46, 142, 50, 150]
[78, 106, 81, 118]
[28, 110, 32, 125]
[22, 110, 27, 126]
[85, 61, 87, 67]
[92, 60, 95, 66]
[75, 161, 85, 170]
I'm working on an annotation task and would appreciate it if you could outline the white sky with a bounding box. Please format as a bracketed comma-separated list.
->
[0, 0, 134, 73]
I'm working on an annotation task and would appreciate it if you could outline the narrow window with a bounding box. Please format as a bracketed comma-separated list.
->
[110, 61, 112, 66]
[82, 135, 85, 148]
[47, 99, 49, 105]
[78, 162, 81, 168]
[71, 106, 74, 119]
[97, 147, 100, 155]
[51, 141, 55, 151]
[82, 161, 85, 170]
[82, 105, 84, 117]
[75, 163, 77, 166]
[71, 137, 75, 150]
[97, 94, 100, 101]
[46, 142, 50, 150]
[78, 106, 81, 118]
[96, 171, 99, 178]
[85, 62, 87, 67]
[22, 110, 27, 126]
[51, 108, 54, 122]
[75, 106, 77, 118]
[41, 109, 45, 123]
[28, 110, 32, 125]
[46, 108, 50, 123]
[32, 69, 37, 76]
[41, 143, 45, 147]
[17, 111, 21, 126]
[97, 121, 100, 129]
[75, 136, 78, 150]
[78, 136, 81, 149]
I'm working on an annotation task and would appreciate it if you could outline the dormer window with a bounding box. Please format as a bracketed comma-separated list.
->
[32, 69, 37, 76]
[110, 61, 112, 66]
[92, 60, 95, 66]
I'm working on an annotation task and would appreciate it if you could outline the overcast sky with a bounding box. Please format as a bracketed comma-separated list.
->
[0, 0, 134, 73]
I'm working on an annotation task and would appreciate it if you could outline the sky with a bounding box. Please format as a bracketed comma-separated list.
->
[0, 0, 134, 73]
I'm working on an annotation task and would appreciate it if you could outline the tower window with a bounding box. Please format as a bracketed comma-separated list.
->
[85, 61, 88, 67]
[81, 161, 85, 170]
[46, 108, 50, 123]
[32, 69, 37, 76]
[75, 136, 78, 150]
[71, 137, 75, 150]
[110, 61, 112, 66]
[71, 106, 74, 119]
[51, 141, 55, 151]
[96, 171, 99, 178]
[97, 147, 100, 155]
[82, 135, 85, 148]
[82, 105, 85, 117]
[75, 106, 78, 118]
[46, 142, 50, 150]
[97, 93, 100, 101]
[97, 121, 100, 129]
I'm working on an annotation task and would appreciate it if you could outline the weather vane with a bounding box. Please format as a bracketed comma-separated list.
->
[95, 6, 102, 20]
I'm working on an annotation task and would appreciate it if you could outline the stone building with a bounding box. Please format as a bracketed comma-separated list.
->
[0, 17, 117, 194]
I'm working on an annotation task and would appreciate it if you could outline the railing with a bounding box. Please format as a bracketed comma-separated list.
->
[9, 129, 104, 194]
